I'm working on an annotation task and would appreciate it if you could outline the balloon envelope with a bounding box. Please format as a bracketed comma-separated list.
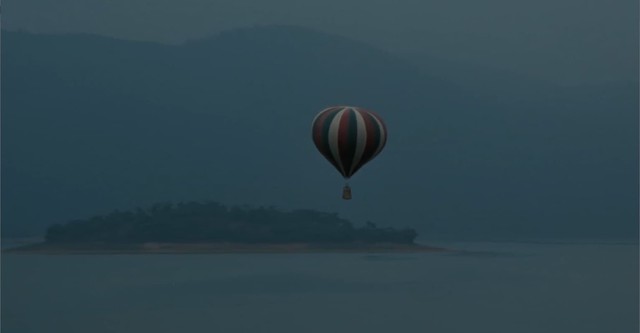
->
[311, 106, 387, 179]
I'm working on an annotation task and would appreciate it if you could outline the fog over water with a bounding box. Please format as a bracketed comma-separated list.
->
[2, 242, 638, 333]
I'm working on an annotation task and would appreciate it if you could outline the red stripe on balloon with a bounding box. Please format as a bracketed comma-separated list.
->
[312, 109, 334, 150]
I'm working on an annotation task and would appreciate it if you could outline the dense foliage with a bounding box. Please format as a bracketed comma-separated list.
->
[45, 202, 418, 244]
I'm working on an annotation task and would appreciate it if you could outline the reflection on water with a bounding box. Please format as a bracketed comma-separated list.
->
[361, 254, 417, 261]
[2, 242, 638, 333]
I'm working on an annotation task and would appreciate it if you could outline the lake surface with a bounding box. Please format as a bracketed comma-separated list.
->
[2, 242, 638, 333]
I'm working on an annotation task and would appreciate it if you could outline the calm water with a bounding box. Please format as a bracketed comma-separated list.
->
[2, 242, 638, 333]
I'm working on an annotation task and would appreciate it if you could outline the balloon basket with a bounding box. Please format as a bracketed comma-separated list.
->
[342, 185, 352, 200]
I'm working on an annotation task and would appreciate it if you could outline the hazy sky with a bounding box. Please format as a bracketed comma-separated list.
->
[3, 0, 638, 84]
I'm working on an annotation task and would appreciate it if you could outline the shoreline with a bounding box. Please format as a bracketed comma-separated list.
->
[3, 242, 448, 255]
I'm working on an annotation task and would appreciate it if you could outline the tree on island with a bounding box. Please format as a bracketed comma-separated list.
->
[45, 201, 418, 245]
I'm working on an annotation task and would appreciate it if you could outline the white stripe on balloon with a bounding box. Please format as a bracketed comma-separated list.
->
[328, 107, 347, 176]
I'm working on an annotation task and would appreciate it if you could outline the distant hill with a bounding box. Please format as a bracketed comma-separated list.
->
[43, 201, 417, 245]
[2, 26, 637, 240]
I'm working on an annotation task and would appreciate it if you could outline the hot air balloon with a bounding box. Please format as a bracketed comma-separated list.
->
[311, 106, 387, 200]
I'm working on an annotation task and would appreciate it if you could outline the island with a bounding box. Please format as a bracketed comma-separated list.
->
[5, 201, 445, 254]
